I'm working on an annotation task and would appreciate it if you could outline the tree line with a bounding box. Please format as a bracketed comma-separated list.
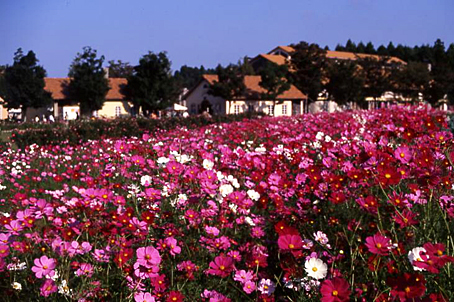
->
[0, 39, 453, 118]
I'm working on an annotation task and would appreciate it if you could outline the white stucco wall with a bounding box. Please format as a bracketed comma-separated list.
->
[184, 81, 226, 115]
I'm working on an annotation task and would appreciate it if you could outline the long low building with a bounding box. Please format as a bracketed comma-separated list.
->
[183, 74, 308, 116]
[0, 78, 134, 121]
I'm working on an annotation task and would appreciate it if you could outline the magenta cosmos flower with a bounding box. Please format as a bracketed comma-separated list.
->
[136, 246, 161, 268]
[32, 255, 57, 279]
[40, 279, 57, 297]
[365, 233, 391, 256]
[206, 255, 234, 278]
[320, 277, 351, 302]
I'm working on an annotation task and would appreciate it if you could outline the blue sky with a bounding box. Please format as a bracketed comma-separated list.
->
[1, 0, 453, 77]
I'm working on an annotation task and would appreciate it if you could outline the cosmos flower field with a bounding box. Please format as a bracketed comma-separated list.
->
[0, 106, 453, 301]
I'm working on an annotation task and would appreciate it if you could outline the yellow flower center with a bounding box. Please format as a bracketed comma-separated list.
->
[288, 244, 295, 249]
[385, 173, 391, 179]
[312, 267, 318, 272]
[376, 243, 382, 249]
[332, 290, 338, 296]
[220, 265, 225, 270]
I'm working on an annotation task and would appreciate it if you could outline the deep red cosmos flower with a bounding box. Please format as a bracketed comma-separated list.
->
[166, 290, 185, 302]
[320, 277, 351, 302]
[278, 234, 303, 257]
[365, 233, 391, 256]
[387, 273, 426, 301]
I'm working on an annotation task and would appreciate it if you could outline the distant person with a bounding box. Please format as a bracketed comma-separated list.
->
[64, 112, 68, 121]
[42, 115, 47, 123]
[49, 114, 55, 123]
[34, 115, 40, 123]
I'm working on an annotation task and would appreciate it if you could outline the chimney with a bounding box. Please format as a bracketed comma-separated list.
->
[103, 67, 109, 79]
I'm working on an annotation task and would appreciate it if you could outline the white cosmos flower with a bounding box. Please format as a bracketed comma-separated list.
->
[203, 159, 214, 170]
[247, 189, 260, 201]
[12, 282, 22, 291]
[140, 175, 152, 186]
[219, 184, 234, 197]
[408, 247, 427, 271]
[304, 258, 328, 280]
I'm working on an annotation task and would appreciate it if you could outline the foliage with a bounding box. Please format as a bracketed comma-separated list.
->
[1, 49, 52, 114]
[288, 41, 328, 103]
[173, 65, 216, 92]
[258, 62, 290, 102]
[208, 64, 246, 101]
[325, 60, 365, 108]
[68, 47, 110, 116]
[107, 60, 134, 78]
[358, 57, 394, 101]
[126, 52, 177, 116]
[9, 112, 265, 149]
[392, 62, 431, 102]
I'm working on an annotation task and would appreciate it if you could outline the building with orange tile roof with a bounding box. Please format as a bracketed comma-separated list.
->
[43, 77, 132, 120]
[184, 74, 308, 116]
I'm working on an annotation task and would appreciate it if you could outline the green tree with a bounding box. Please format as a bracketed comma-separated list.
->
[2, 49, 52, 118]
[392, 62, 430, 103]
[0, 65, 6, 101]
[238, 56, 255, 76]
[288, 41, 328, 103]
[426, 40, 454, 106]
[258, 62, 290, 114]
[365, 42, 376, 54]
[325, 60, 365, 108]
[359, 57, 393, 103]
[345, 39, 357, 52]
[208, 64, 246, 114]
[107, 60, 133, 78]
[68, 47, 109, 117]
[174, 65, 216, 92]
[126, 51, 177, 116]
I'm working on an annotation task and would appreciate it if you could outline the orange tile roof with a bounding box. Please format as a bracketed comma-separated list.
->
[270, 46, 296, 54]
[202, 75, 306, 99]
[326, 50, 406, 64]
[265, 46, 406, 65]
[44, 78, 127, 100]
[258, 54, 289, 66]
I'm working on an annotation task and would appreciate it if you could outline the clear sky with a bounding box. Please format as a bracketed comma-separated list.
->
[1, 0, 453, 77]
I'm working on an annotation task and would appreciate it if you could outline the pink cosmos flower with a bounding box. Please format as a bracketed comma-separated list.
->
[365, 233, 391, 256]
[164, 237, 181, 256]
[205, 226, 220, 237]
[32, 255, 57, 279]
[206, 255, 234, 277]
[136, 246, 161, 268]
[5, 220, 23, 235]
[243, 280, 256, 294]
[394, 146, 412, 164]
[134, 292, 156, 302]
[76, 263, 94, 277]
[40, 279, 57, 297]
[234, 269, 254, 284]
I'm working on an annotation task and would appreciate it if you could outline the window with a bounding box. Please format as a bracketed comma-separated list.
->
[282, 104, 287, 115]
[267, 105, 274, 116]
[190, 104, 196, 114]
[234, 105, 240, 115]
[115, 106, 121, 117]
[247, 104, 254, 112]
